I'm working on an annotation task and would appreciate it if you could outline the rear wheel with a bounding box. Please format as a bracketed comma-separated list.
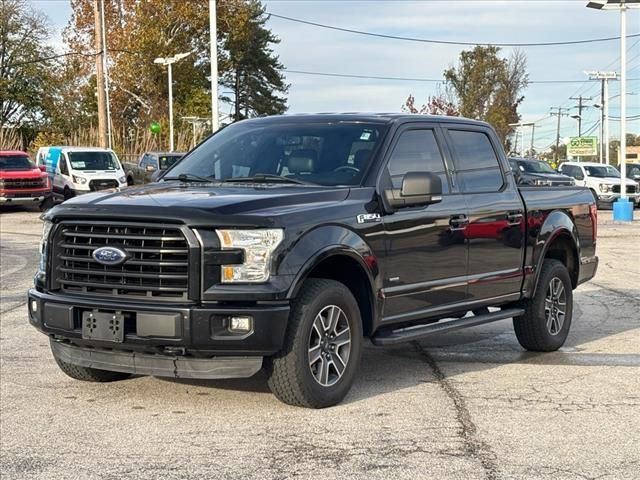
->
[52, 346, 131, 382]
[266, 278, 362, 408]
[513, 259, 573, 352]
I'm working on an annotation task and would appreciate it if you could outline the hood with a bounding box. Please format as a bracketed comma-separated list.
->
[593, 176, 637, 186]
[0, 167, 46, 179]
[522, 172, 573, 182]
[47, 182, 352, 225]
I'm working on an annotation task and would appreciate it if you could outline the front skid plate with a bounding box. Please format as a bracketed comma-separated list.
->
[51, 341, 263, 379]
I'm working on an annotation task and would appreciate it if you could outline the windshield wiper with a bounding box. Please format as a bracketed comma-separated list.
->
[163, 173, 215, 183]
[223, 174, 315, 185]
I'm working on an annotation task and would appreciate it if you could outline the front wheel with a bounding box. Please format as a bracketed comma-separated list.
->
[265, 278, 363, 408]
[513, 259, 573, 352]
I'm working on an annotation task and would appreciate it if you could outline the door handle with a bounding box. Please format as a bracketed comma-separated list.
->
[507, 212, 523, 225]
[449, 214, 469, 231]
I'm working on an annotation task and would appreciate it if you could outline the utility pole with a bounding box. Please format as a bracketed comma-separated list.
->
[209, 0, 219, 132]
[550, 107, 570, 164]
[100, 0, 112, 149]
[569, 95, 593, 137]
[586, 71, 618, 165]
[94, 0, 107, 148]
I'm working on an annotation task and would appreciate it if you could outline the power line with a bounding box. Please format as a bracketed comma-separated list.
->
[281, 68, 640, 84]
[268, 12, 640, 47]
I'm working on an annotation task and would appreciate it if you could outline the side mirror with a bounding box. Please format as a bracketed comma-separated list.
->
[145, 165, 157, 172]
[38, 165, 47, 172]
[384, 172, 442, 210]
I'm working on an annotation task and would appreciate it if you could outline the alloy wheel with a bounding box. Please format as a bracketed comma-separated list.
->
[308, 305, 351, 387]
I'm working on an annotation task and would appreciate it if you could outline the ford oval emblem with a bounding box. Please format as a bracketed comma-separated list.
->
[92, 246, 128, 266]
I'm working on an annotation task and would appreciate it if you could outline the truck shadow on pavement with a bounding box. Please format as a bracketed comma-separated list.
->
[160, 286, 640, 404]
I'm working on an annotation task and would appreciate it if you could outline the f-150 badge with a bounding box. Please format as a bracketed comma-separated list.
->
[357, 213, 382, 224]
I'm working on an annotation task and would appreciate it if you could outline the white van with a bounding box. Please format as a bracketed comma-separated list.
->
[35, 146, 127, 202]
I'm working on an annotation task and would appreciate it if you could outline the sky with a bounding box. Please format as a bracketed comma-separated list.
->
[31, 0, 640, 151]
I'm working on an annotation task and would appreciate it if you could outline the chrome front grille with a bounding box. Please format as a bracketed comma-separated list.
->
[54, 222, 190, 301]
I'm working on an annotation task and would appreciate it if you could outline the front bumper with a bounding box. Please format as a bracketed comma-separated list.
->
[597, 192, 640, 205]
[0, 192, 50, 204]
[28, 289, 290, 359]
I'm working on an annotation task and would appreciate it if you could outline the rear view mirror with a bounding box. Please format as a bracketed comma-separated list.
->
[145, 165, 157, 172]
[38, 165, 47, 172]
[384, 172, 442, 210]
[575, 174, 584, 181]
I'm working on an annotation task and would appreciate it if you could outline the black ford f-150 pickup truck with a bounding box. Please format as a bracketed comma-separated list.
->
[28, 114, 598, 408]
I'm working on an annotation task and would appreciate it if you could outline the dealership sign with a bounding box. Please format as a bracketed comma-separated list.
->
[568, 136, 598, 157]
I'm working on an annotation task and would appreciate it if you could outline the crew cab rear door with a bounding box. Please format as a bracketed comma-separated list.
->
[379, 123, 469, 322]
[443, 125, 525, 302]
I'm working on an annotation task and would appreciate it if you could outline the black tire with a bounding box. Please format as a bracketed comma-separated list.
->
[265, 278, 363, 408]
[127, 176, 134, 186]
[63, 187, 73, 201]
[39, 196, 54, 212]
[513, 259, 573, 352]
[52, 348, 131, 382]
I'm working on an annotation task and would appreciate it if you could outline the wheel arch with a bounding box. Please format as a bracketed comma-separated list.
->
[530, 212, 580, 297]
[282, 226, 381, 337]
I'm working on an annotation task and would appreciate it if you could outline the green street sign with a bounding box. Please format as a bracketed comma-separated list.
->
[568, 136, 598, 157]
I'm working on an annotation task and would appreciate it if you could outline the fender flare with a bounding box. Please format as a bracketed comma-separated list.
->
[529, 210, 580, 297]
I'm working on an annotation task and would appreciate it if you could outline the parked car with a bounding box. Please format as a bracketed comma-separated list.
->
[0, 150, 52, 209]
[558, 161, 640, 208]
[124, 151, 185, 185]
[617, 162, 640, 184]
[29, 114, 599, 408]
[509, 158, 574, 186]
[35, 146, 127, 202]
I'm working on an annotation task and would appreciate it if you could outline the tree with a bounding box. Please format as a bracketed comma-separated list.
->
[444, 46, 529, 148]
[218, 0, 288, 120]
[402, 94, 459, 116]
[0, 0, 54, 129]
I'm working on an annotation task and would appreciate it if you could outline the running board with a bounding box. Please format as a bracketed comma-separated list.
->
[371, 308, 525, 346]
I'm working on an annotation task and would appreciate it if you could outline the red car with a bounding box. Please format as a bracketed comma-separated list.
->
[0, 150, 52, 209]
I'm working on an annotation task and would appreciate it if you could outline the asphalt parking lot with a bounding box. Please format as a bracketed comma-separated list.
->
[1, 206, 638, 480]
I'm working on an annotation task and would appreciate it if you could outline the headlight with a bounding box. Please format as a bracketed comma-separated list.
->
[38, 220, 53, 275]
[598, 183, 611, 193]
[216, 229, 284, 283]
[118, 176, 126, 184]
[72, 175, 87, 185]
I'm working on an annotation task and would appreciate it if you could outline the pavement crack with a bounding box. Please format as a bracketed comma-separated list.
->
[413, 341, 500, 480]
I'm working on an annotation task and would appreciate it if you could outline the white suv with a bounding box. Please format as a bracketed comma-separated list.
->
[559, 162, 640, 208]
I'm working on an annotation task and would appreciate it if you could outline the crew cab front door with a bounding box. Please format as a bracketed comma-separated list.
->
[380, 125, 469, 323]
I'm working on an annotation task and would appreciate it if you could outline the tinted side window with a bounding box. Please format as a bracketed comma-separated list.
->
[448, 130, 504, 193]
[386, 129, 449, 193]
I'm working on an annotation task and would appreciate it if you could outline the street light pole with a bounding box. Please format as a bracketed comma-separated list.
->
[619, 3, 627, 201]
[154, 52, 193, 152]
[587, 0, 639, 221]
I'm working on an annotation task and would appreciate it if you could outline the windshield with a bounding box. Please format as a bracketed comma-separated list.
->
[68, 151, 121, 171]
[585, 165, 620, 178]
[166, 121, 387, 186]
[0, 155, 34, 170]
[518, 160, 555, 174]
[159, 154, 182, 170]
